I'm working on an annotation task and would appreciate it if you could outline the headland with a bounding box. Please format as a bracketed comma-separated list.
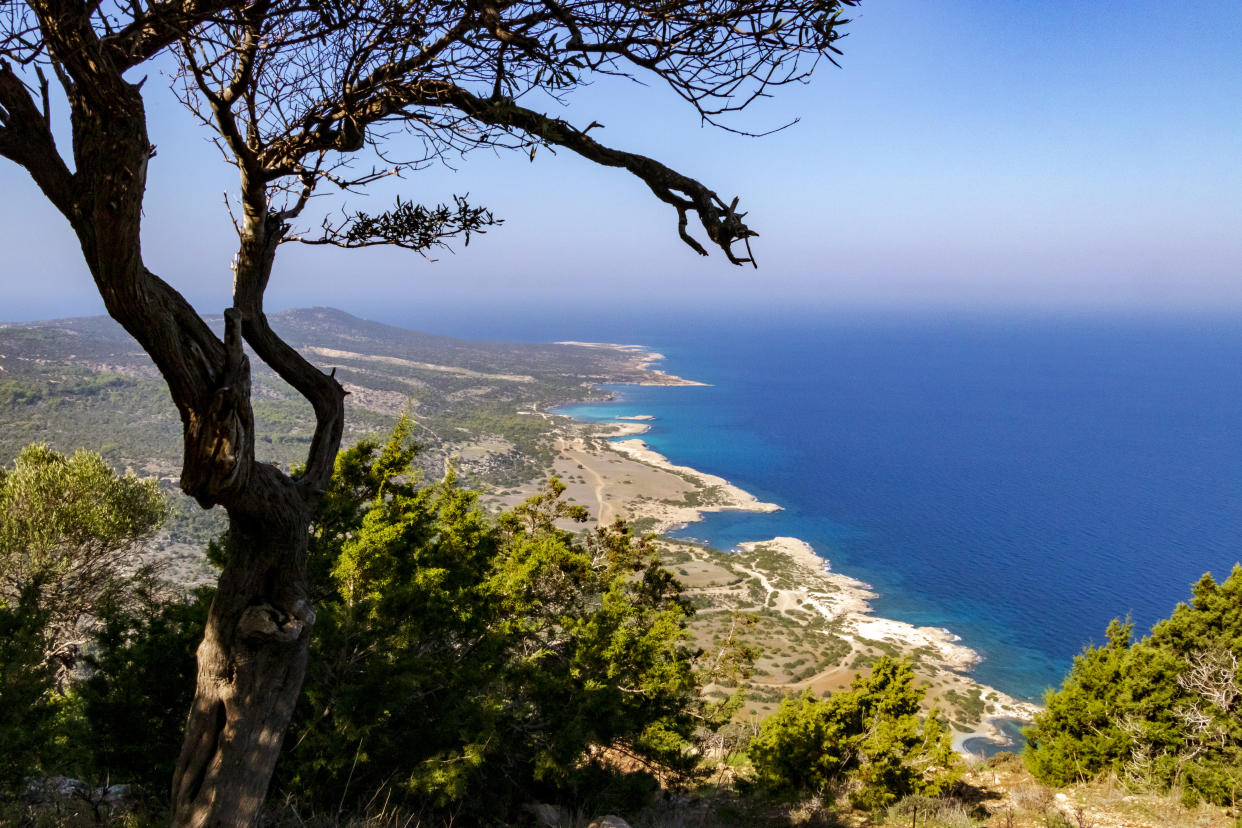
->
[483, 342, 1041, 753]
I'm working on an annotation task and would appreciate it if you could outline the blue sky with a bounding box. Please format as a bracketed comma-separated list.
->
[2, 0, 1240, 323]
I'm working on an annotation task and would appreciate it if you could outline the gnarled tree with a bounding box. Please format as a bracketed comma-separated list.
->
[0, 0, 857, 824]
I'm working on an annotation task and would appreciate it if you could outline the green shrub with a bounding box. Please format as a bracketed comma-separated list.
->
[1025, 565, 1242, 805]
[74, 585, 210, 794]
[0, 593, 57, 787]
[747, 657, 960, 810]
[272, 424, 719, 820]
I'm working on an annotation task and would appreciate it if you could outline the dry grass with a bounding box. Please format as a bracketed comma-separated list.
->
[943, 753, 1240, 828]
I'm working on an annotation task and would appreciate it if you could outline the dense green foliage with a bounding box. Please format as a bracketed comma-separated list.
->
[73, 585, 211, 793]
[275, 421, 717, 818]
[1025, 566, 1242, 806]
[747, 657, 958, 811]
[0, 590, 57, 788]
[0, 445, 167, 792]
[0, 444, 166, 674]
[0, 431, 726, 819]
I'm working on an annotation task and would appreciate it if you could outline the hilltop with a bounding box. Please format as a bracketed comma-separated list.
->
[0, 308, 695, 577]
[1, 307, 1035, 746]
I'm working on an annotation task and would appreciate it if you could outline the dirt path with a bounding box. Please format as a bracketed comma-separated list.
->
[729, 563, 819, 621]
[578, 452, 615, 524]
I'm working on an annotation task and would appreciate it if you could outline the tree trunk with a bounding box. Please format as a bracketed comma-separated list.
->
[3, 20, 343, 827]
[171, 466, 317, 827]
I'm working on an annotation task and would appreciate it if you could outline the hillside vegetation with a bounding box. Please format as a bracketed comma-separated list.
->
[0, 309, 671, 581]
[0, 308, 665, 481]
[2, 311, 1240, 826]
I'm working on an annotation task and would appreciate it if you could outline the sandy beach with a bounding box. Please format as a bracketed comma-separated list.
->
[609, 438, 782, 523]
[482, 415, 784, 531]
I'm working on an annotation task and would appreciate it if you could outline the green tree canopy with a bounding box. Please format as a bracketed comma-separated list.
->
[0, 444, 165, 791]
[1025, 565, 1242, 806]
[747, 656, 958, 811]
[1, 428, 747, 818]
[0, 444, 165, 675]
[273, 423, 721, 818]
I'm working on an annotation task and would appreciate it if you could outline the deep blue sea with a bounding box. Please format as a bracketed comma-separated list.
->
[381, 307, 1242, 703]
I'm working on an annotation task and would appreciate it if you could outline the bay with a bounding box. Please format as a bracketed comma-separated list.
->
[381, 306, 1242, 702]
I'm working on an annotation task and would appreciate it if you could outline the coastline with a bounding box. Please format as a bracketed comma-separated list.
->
[521, 344, 1040, 752]
[555, 341, 709, 386]
[609, 437, 782, 525]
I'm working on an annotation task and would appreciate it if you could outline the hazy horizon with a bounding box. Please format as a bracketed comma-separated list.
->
[11, 299, 1242, 348]
[2, 0, 1239, 321]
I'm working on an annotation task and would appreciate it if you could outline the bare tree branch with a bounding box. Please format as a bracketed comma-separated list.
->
[439, 84, 760, 264]
[298, 194, 501, 255]
[0, 59, 76, 217]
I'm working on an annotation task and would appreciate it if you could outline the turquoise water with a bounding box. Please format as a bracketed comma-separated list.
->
[962, 719, 1029, 757]
[384, 307, 1242, 703]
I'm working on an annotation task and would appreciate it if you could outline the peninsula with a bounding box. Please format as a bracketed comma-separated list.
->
[0, 308, 1038, 748]
[480, 375, 1040, 749]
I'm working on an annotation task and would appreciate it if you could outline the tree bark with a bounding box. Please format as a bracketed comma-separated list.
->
[167, 174, 344, 827]
[171, 467, 316, 827]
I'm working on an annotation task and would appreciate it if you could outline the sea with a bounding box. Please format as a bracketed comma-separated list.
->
[380, 306, 1242, 705]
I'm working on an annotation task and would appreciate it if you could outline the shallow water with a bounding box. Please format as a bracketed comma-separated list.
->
[962, 718, 1031, 758]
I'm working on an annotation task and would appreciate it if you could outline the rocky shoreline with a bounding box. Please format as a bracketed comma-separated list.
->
[527, 344, 1041, 752]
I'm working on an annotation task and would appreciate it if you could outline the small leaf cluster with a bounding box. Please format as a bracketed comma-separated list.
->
[332, 194, 501, 253]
